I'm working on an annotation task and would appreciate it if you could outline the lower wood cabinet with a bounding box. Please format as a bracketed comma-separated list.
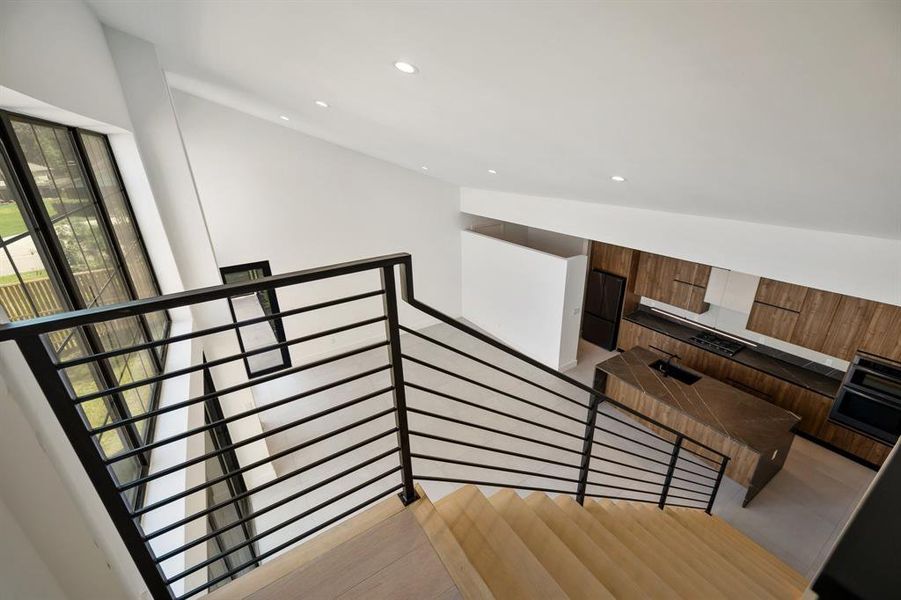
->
[618, 320, 891, 466]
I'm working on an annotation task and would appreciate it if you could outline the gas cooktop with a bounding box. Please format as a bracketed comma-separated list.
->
[689, 331, 745, 357]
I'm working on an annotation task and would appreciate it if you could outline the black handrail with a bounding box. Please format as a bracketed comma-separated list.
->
[0, 252, 732, 600]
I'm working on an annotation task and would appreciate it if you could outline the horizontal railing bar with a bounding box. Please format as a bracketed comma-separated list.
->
[665, 501, 707, 509]
[56, 290, 385, 369]
[592, 443, 673, 469]
[666, 490, 711, 502]
[93, 341, 389, 434]
[590, 455, 669, 479]
[403, 355, 586, 426]
[587, 467, 666, 487]
[144, 429, 394, 534]
[585, 481, 663, 495]
[406, 406, 583, 457]
[411, 453, 583, 485]
[398, 325, 588, 409]
[106, 364, 391, 464]
[399, 270, 728, 462]
[118, 389, 394, 492]
[407, 382, 583, 442]
[135, 421, 398, 517]
[583, 493, 660, 504]
[0, 253, 409, 340]
[175, 483, 404, 600]
[594, 425, 674, 457]
[413, 476, 573, 496]
[151, 447, 399, 556]
[672, 465, 719, 483]
[677, 455, 720, 474]
[678, 443, 724, 466]
[670, 473, 716, 489]
[76, 316, 387, 404]
[409, 431, 580, 473]
[165, 466, 402, 584]
[597, 409, 675, 444]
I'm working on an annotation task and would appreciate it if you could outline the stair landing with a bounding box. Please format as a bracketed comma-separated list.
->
[207, 491, 461, 600]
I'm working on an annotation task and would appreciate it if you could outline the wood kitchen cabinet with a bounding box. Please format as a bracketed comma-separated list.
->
[633, 252, 711, 313]
[589, 242, 636, 279]
[821, 297, 879, 360]
[747, 277, 900, 363]
[859, 303, 901, 362]
[789, 290, 842, 351]
[754, 278, 808, 311]
[746, 302, 799, 340]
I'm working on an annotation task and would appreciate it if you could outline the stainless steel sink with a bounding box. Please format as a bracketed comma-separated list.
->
[649, 359, 701, 385]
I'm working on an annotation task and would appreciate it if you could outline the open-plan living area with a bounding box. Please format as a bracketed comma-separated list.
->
[0, 1, 899, 599]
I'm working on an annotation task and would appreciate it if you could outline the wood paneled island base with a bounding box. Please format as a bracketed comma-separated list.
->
[596, 347, 801, 506]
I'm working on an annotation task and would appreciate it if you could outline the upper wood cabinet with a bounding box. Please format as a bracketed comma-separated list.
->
[589, 242, 636, 279]
[754, 278, 808, 311]
[747, 277, 901, 362]
[859, 303, 901, 361]
[633, 252, 711, 314]
[821, 297, 878, 360]
[788, 290, 842, 351]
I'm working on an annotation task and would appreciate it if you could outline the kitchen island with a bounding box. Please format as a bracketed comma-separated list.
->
[595, 346, 801, 505]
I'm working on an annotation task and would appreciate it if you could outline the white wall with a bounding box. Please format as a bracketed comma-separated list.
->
[170, 90, 467, 361]
[0, 0, 131, 131]
[461, 188, 901, 307]
[461, 231, 587, 370]
[0, 494, 67, 600]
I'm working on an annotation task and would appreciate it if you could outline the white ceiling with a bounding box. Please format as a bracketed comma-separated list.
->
[89, 1, 901, 239]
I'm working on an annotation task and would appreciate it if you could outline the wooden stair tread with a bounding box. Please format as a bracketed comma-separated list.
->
[662, 507, 805, 597]
[435, 485, 566, 600]
[586, 499, 728, 599]
[530, 493, 674, 600]
[489, 490, 614, 600]
[670, 508, 807, 589]
[411, 484, 494, 600]
[206, 492, 406, 600]
[614, 502, 778, 600]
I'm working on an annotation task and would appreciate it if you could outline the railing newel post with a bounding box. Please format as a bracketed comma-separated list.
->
[576, 394, 601, 505]
[381, 265, 419, 506]
[706, 456, 730, 514]
[659, 434, 684, 509]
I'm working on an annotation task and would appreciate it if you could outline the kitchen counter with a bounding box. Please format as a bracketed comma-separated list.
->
[625, 307, 842, 398]
[596, 347, 801, 505]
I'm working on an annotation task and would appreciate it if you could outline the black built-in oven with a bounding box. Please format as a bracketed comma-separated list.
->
[830, 353, 901, 445]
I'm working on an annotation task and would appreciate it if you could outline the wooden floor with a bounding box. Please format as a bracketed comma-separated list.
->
[208, 484, 807, 600]
[207, 492, 461, 600]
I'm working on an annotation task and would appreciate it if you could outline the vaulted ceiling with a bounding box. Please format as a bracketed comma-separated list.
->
[89, 1, 901, 239]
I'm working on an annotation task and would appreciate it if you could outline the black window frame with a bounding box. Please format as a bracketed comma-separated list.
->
[202, 361, 259, 586]
[0, 109, 171, 509]
[219, 260, 291, 379]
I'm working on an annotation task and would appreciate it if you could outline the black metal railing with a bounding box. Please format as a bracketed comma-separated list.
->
[0, 253, 729, 600]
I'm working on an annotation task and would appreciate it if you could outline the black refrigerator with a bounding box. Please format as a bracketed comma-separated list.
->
[581, 269, 626, 350]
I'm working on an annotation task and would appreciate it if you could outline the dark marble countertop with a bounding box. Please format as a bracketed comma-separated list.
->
[597, 347, 801, 454]
[625, 308, 843, 398]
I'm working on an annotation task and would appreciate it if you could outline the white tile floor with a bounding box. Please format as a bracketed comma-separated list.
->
[173, 322, 875, 583]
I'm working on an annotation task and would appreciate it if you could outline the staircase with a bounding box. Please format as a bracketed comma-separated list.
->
[208, 484, 807, 600]
[0, 253, 779, 599]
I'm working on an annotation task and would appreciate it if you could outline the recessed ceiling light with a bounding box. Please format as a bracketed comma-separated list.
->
[394, 61, 419, 74]
[487, 169, 497, 174]
[421, 166, 429, 171]
[314, 100, 329, 108]
[611, 175, 626, 182]
[279, 115, 290, 121]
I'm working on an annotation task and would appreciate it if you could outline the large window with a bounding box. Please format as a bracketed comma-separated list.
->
[0, 111, 170, 508]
